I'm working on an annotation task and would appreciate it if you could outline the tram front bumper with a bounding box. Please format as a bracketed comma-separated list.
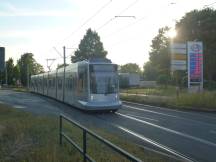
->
[78, 100, 122, 111]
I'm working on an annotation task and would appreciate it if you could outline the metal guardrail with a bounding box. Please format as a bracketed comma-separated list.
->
[59, 114, 142, 162]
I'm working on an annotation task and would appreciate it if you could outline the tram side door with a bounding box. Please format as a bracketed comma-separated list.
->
[77, 65, 88, 101]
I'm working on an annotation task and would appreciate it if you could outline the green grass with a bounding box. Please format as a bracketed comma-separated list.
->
[0, 86, 28, 93]
[12, 87, 28, 92]
[173, 91, 216, 109]
[0, 104, 180, 162]
[121, 91, 216, 110]
[120, 86, 185, 96]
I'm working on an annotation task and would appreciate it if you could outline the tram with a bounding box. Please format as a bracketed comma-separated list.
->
[30, 58, 122, 112]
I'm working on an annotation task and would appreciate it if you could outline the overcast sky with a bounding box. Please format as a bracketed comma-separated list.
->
[0, 0, 215, 70]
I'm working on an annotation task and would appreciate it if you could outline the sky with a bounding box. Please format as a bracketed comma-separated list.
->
[0, 0, 215, 71]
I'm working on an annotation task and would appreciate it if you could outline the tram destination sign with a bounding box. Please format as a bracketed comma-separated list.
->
[0, 47, 5, 72]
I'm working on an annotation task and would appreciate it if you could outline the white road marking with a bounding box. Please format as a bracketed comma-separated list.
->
[123, 101, 180, 111]
[126, 114, 158, 122]
[123, 101, 216, 120]
[117, 125, 194, 162]
[123, 104, 178, 118]
[123, 104, 216, 127]
[13, 105, 26, 109]
[116, 112, 216, 148]
[210, 130, 216, 134]
[0, 101, 5, 104]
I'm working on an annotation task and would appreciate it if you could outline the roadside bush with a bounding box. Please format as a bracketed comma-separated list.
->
[156, 74, 170, 87]
[204, 80, 216, 90]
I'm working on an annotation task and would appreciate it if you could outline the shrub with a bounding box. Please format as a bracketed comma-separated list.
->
[204, 80, 216, 90]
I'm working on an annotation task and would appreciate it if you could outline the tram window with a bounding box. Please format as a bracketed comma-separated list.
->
[78, 73, 84, 92]
[68, 78, 72, 89]
[44, 79, 47, 88]
[66, 79, 69, 88]
[72, 76, 76, 90]
[49, 79, 52, 88]
[53, 78, 55, 87]
[58, 78, 62, 89]
[40, 79, 42, 88]
[90, 65, 118, 94]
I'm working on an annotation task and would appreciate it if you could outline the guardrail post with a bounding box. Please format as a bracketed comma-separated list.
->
[58, 114, 142, 162]
[60, 115, 62, 145]
[83, 130, 87, 162]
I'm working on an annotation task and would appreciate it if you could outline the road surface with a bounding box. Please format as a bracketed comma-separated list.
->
[0, 90, 216, 162]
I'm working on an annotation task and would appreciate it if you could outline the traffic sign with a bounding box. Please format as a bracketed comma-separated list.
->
[0, 47, 5, 72]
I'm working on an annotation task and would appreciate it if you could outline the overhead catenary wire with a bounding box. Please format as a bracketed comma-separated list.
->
[103, 16, 146, 39]
[204, 1, 216, 7]
[44, 1, 174, 70]
[48, 0, 112, 69]
[58, 0, 112, 44]
[101, 2, 179, 49]
[97, 0, 138, 31]
[53, 47, 63, 57]
[97, 0, 139, 31]
[117, 0, 139, 16]
[54, 0, 138, 54]
[102, 2, 177, 41]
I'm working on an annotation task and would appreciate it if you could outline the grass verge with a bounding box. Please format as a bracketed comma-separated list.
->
[121, 91, 216, 110]
[0, 103, 180, 162]
[12, 87, 28, 92]
[120, 86, 184, 96]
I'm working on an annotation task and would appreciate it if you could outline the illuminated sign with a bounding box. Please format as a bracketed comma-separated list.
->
[170, 43, 187, 71]
[0, 47, 5, 72]
[187, 42, 203, 83]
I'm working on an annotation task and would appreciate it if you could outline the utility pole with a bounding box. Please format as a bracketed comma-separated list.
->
[63, 46, 66, 66]
[63, 46, 66, 102]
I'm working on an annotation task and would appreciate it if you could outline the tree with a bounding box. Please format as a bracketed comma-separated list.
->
[71, 28, 107, 63]
[157, 74, 170, 88]
[18, 53, 44, 86]
[0, 59, 21, 85]
[119, 63, 141, 74]
[13, 64, 20, 84]
[175, 8, 216, 81]
[56, 64, 69, 69]
[143, 27, 171, 81]
[149, 26, 171, 76]
[6, 58, 15, 85]
[143, 62, 158, 80]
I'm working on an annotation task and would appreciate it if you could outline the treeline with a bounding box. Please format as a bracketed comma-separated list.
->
[142, 8, 216, 89]
[0, 53, 44, 86]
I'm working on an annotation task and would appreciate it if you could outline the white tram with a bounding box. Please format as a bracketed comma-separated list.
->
[30, 58, 122, 112]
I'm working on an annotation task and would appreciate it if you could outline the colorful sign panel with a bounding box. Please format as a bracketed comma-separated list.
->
[170, 43, 187, 71]
[187, 42, 203, 83]
[0, 47, 5, 72]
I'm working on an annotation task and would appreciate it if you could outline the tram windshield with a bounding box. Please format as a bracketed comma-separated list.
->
[90, 64, 118, 94]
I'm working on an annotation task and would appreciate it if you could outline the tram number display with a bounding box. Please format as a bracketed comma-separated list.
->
[90, 64, 117, 72]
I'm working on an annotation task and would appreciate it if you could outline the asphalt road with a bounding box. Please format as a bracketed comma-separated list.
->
[0, 90, 216, 162]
